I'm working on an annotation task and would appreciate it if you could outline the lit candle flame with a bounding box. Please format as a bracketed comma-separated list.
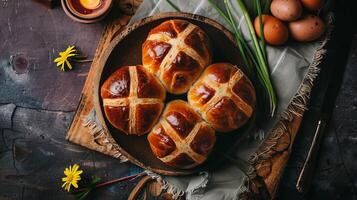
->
[79, 0, 101, 9]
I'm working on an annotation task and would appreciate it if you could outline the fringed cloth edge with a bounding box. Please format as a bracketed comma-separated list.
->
[81, 13, 334, 200]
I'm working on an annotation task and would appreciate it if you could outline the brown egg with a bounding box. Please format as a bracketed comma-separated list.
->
[300, 0, 325, 11]
[289, 14, 325, 42]
[270, 0, 302, 21]
[254, 15, 289, 45]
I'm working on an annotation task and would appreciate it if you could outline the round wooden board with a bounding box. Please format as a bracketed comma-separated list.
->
[93, 12, 253, 175]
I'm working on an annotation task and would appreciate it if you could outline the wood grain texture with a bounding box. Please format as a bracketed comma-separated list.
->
[32, 0, 59, 8]
[0, 1, 154, 200]
[0, 0, 105, 111]
[1, 0, 355, 199]
[276, 2, 357, 198]
[66, 15, 132, 158]
[254, 117, 303, 197]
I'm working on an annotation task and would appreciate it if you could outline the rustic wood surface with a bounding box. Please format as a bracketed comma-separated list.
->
[276, 1, 357, 199]
[0, 0, 356, 200]
[66, 14, 132, 161]
[0, 1, 148, 200]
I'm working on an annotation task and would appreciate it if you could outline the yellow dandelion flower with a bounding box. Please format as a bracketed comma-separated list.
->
[62, 164, 83, 192]
[54, 45, 77, 71]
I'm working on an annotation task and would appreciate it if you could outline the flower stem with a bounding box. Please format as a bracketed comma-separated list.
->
[95, 172, 146, 188]
[68, 58, 93, 63]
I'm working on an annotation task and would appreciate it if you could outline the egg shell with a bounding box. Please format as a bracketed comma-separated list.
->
[288, 14, 326, 42]
[270, 0, 302, 22]
[300, 0, 325, 11]
[254, 15, 289, 46]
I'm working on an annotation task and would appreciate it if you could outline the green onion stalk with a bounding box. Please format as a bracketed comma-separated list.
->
[256, 0, 267, 62]
[237, 0, 277, 116]
[263, 0, 272, 13]
[166, 0, 181, 12]
[208, 0, 277, 116]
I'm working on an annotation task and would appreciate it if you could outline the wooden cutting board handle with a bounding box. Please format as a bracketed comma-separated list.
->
[128, 176, 153, 200]
[252, 116, 303, 197]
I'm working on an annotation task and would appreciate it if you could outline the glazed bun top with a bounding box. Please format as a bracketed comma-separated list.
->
[142, 19, 212, 94]
[188, 63, 256, 132]
[101, 65, 165, 135]
[147, 100, 216, 169]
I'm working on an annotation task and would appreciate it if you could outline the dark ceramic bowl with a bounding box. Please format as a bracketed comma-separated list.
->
[93, 12, 255, 175]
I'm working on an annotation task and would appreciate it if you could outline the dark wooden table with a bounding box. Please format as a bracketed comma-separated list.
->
[0, 1, 356, 199]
